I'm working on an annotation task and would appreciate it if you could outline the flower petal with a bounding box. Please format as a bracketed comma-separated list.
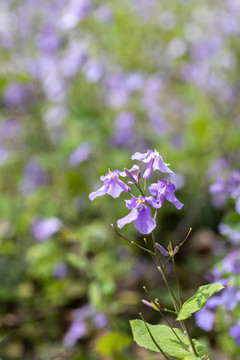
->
[117, 208, 139, 229]
[89, 185, 107, 200]
[165, 183, 184, 209]
[134, 205, 156, 234]
[107, 180, 124, 198]
[131, 151, 148, 161]
[153, 156, 175, 177]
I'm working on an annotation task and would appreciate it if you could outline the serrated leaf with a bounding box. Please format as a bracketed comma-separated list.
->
[177, 283, 224, 321]
[130, 320, 205, 359]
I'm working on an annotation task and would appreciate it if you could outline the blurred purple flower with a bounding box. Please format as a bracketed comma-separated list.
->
[229, 321, 240, 346]
[32, 217, 62, 242]
[222, 251, 240, 274]
[106, 74, 131, 109]
[112, 111, 135, 147]
[83, 60, 103, 83]
[0, 145, 10, 166]
[3, 83, 31, 107]
[191, 36, 222, 61]
[69, 142, 92, 167]
[207, 158, 228, 180]
[89, 170, 130, 200]
[53, 262, 68, 279]
[131, 150, 175, 179]
[220, 287, 239, 310]
[95, 5, 113, 23]
[117, 195, 161, 234]
[218, 223, 240, 244]
[59, 0, 92, 31]
[195, 308, 215, 331]
[93, 313, 107, 328]
[149, 180, 184, 210]
[61, 44, 86, 77]
[20, 158, 48, 195]
[38, 27, 60, 53]
[63, 321, 86, 347]
[209, 176, 229, 208]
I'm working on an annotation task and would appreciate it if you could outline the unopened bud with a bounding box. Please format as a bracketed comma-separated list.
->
[124, 168, 137, 184]
[155, 243, 169, 257]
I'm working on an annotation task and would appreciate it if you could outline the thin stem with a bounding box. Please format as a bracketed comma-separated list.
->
[144, 177, 147, 195]
[135, 182, 144, 196]
[111, 225, 155, 255]
[130, 241, 155, 255]
[172, 257, 182, 308]
[143, 290, 190, 353]
[139, 313, 171, 360]
[183, 321, 198, 357]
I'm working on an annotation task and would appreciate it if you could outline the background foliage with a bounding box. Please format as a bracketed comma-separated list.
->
[0, 0, 240, 359]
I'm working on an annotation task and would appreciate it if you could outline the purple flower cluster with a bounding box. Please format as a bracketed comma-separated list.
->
[195, 250, 240, 344]
[89, 150, 183, 234]
[63, 304, 107, 347]
[209, 170, 240, 213]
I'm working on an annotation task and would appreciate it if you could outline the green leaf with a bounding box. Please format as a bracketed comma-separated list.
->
[177, 283, 224, 321]
[130, 320, 205, 359]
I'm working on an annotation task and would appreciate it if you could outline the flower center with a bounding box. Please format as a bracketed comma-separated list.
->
[137, 196, 145, 205]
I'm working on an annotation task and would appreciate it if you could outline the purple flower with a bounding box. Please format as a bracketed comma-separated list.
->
[112, 111, 135, 147]
[95, 5, 113, 23]
[89, 170, 130, 200]
[93, 313, 107, 328]
[63, 321, 86, 346]
[32, 217, 62, 241]
[220, 287, 238, 310]
[53, 262, 68, 279]
[131, 150, 175, 179]
[20, 158, 49, 195]
[229, 321, 240, 346]
[195, 308, 215, 331]
[117, 196, 161, 234]
[3, 83, 31, 107]
[83, 60, 103, 83]
[68, 142, 92, 167]
[222, 251, 240, 274]
[149, 180, 184, 210]
[218, 223, 240, 244]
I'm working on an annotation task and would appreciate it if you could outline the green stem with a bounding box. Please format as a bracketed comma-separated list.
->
[172, 257, 182, 308]
[151, 232, 198, 357]
[139, 313, 171, 360]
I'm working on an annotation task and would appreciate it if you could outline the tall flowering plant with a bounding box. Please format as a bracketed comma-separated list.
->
[89, 150, 224, 360]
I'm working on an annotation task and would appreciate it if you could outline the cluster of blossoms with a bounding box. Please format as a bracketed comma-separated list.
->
[195, 251, 240, 344]
[209, 169, 240, 214]
[89, 150, 183, 235]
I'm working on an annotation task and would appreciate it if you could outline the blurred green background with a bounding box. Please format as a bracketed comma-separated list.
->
[0, 0, 240, 359]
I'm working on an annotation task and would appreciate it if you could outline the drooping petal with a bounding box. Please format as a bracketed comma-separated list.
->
[89, 185, 107, 200]
[165, 183, 184, 210]
[153, 155, 175, 177]
[134, 205, 156, 234]
[117, 208, 139, 229]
